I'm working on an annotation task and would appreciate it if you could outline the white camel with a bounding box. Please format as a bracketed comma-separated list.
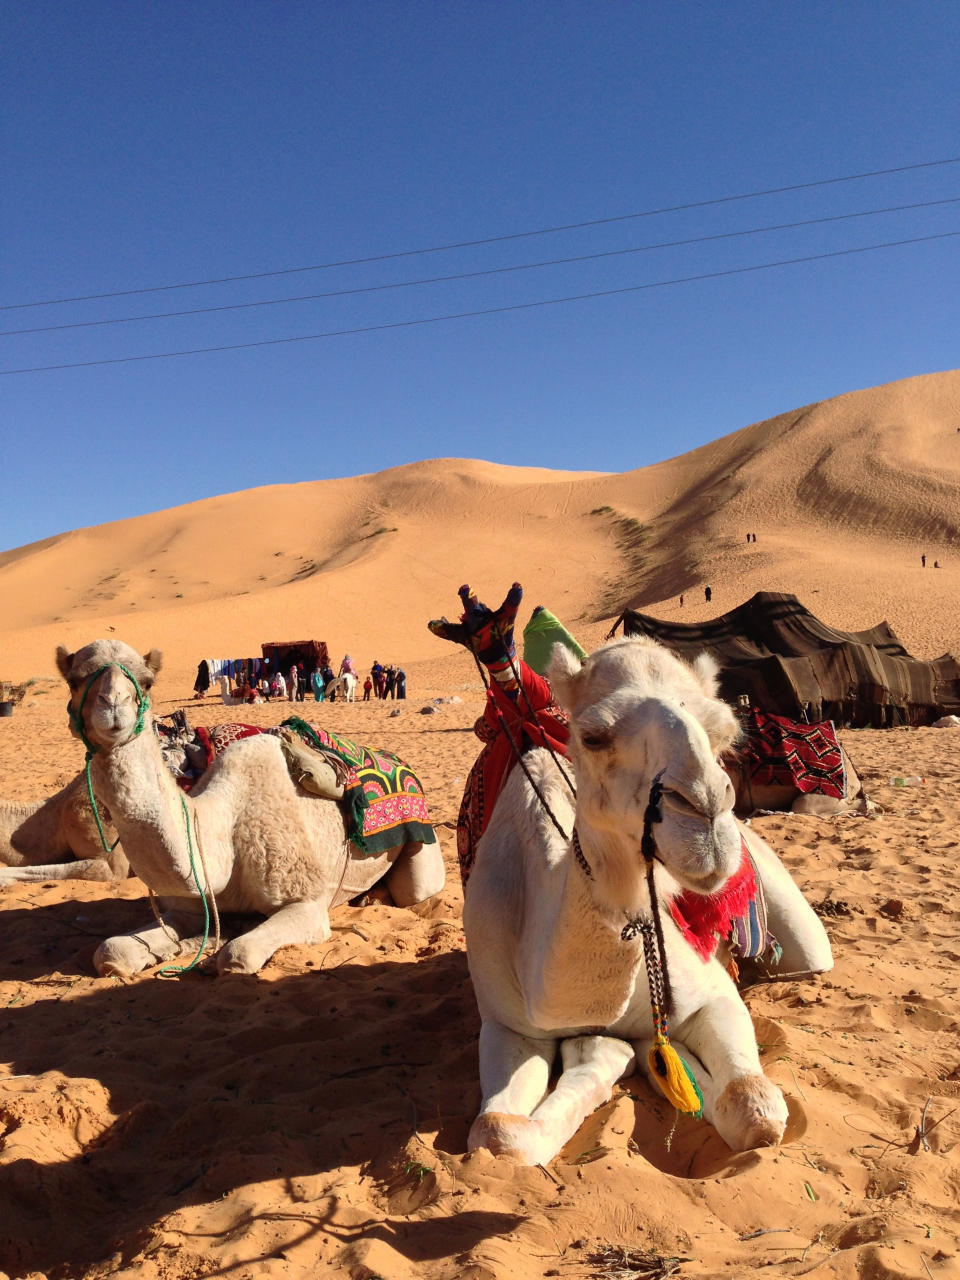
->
[325, 673, 358, 702]
[463, 636, 832, 1165]
[0, 777, 127, 883]
[56, 639, 445, 975]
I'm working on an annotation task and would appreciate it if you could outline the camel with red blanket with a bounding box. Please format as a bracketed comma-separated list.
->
[430, 583, 831, 1165]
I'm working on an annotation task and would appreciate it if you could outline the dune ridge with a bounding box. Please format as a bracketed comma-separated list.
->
[2, 371, 959, 689]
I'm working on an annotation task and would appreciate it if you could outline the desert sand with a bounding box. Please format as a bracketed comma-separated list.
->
[0, 370, 959, 1280]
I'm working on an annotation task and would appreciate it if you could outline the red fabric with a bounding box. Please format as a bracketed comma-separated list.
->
[668, 838, 757, 961]
[456, 667, 569, 883]
[194, 723, 263, 771]
[742, 708, 845, 799]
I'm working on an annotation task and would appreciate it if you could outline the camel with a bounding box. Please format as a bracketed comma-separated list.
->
[725, 744, 875, 817]
[462, 635, 833, 1166]
[325, 673, 357, 702]
[0, 777, 126, 883]
[56, 638, 445, 975]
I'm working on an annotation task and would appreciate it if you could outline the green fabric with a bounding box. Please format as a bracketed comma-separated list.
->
[522, 608, 587, 675]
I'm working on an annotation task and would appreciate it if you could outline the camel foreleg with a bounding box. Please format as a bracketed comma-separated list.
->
[384, 840, 446, 906]
[216, 899, 331, 974]
[468, 1018, 556, 1163]
[0, 858, 119, 884]
[95, 908, 207, 977]
[646, 995, 788, 1151]
[524, 1034, 636, 1163]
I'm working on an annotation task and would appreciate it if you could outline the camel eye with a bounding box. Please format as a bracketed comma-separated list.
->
[580, 730, 612, 751]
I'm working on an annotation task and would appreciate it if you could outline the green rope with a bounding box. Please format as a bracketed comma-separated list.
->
[157, 795, 211, 978]
[83, 761, 121, 853]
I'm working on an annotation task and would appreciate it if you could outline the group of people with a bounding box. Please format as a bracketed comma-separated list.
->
[202, 652, 406, 705]
[364, 660, 406, 700]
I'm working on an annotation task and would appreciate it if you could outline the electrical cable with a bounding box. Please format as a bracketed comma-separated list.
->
[2, 227, 956, 377]
[3, 156, 958, 312]
[3, 194, 956, 338]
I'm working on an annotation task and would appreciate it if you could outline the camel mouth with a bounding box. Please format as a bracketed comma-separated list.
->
[653, 809, 742, 893]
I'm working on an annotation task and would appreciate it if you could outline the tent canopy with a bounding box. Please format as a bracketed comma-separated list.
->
[261, 639, 330, 672]
[609, 592, 960, 727]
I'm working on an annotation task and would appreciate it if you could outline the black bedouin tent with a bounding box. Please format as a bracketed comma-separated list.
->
[607, 592, 960, 727]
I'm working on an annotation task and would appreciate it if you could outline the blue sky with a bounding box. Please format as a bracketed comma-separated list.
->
[3, 1, 959, 552]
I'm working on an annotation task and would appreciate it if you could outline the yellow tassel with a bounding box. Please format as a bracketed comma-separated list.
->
[648, 1039, 704, 1117]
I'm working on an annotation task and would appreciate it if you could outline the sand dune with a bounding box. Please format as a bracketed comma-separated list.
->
[1, 370, 959, 1280]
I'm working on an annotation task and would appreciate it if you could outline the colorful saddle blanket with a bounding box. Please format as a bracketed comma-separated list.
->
[158, 715, 435, 856]
[280, 717, 436, 856]
[742, 708, 845, 799]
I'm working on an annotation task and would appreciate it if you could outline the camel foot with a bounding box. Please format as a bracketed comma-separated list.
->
[468, 1112, 545, 1164]
[216, 937, 267, 975]
[713, 1074, 788, 1150]
[94, 934, 156, 978]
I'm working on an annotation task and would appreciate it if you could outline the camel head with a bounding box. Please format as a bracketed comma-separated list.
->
[548, 637, 741, 894]
[57, 640, 163, 753]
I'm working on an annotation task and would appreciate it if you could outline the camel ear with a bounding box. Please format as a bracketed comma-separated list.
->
[691, 651, 720, 697]
[143, 649, 164, 677]
[547, 642, 583, 708]
[56, 646, 74, 681]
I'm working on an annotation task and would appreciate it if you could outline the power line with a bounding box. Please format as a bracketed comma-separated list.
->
[3, 195, 957, 339]
[2, 228, 956, 377]
[3, 156, 959, 313]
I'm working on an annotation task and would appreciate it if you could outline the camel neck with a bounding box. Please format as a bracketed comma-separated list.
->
[524, 829, 652, 1030]
[89, 728, 206, 898]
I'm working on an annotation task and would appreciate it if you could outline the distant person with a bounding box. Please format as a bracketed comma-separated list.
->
[679, 594, 684, 608]
[192, 660, 210, 701]
[363, 675, 373, 701]
[310, 666, 325, 702]
[922, 553, 927, 567]
[272, 671, 286, 700]
[287, 663, 298, 702]
[934, 560, 941, 568]
[259, 675, 272, 702]
[384, 664, 397, 699]
[339, 654, 357, 677]
[370, 660, 384, 698]
[752, 533, 757, 543]
[704, 585, 712, 604]
[746, 533, 750, 543]
[395, 667, 406, 699]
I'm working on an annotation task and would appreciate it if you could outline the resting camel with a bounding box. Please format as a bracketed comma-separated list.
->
[725, 744, 875, 817]
[0, 778, 126, 883]
[55, 639, 445, 975]
[458, 626, 832, 1165]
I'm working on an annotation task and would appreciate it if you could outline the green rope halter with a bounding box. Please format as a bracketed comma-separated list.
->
[68, 662, 150, 854]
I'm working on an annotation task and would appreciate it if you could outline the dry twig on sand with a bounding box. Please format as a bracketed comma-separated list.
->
[586, 1244, 692, 1278]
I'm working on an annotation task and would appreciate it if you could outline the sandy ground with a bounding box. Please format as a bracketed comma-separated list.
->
[1, 371, 959, 1279]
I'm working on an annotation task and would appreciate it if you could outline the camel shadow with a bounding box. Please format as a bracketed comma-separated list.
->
[0, 946, 485, 1278]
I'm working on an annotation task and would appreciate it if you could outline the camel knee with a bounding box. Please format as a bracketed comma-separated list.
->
[713, 1073, 788, 1151]
[386, 841, 445, 906]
